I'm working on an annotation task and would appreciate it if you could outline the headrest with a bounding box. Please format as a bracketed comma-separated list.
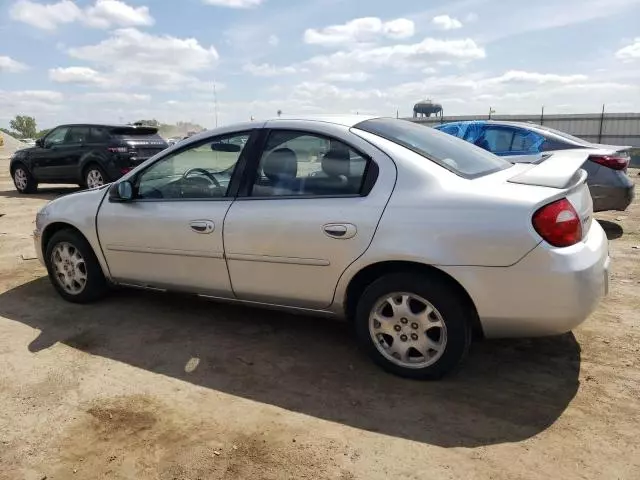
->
[322, 147, 350, 178]
[263, 148, 297, 181]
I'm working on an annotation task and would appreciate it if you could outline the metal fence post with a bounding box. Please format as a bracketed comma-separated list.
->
[598, 104, 605, 143]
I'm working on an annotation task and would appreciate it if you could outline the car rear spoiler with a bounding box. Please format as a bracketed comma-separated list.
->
[507, 150, 589, 189]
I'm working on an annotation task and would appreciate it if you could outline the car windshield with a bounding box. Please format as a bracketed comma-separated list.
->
[354, 118, 512, 178]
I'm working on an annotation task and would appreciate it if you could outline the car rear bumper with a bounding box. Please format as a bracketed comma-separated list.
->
[591, 179, 635, 212]
[440, 221, 610, 338]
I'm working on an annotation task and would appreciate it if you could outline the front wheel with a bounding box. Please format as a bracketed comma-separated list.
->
[12, 164, 38, 193]
[355, 273, 472, 380]
[45, 229, 108, 303]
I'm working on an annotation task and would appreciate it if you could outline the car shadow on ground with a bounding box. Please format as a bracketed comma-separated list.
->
[597, 220, 624, 240]
[0, 187, 80, 200]
[0, 277, 581, 448]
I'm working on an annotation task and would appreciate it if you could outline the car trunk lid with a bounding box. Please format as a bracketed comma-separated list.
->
[507, 150, 593, 240]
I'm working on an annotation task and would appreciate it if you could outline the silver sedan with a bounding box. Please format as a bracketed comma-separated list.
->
[33, 116, 610, 379]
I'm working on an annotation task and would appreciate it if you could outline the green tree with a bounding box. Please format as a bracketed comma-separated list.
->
[9, 115, 37, 139]
[36, 128, 51, 138]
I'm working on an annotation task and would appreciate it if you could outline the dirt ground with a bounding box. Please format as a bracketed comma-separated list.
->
[0, 157, 638, 480]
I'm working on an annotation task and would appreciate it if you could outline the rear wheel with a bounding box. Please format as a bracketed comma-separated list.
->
[83, 164, 108, 189]
[354, 273, 471, 379]
[12, 164, 38, 193]
[45, 229, 108, 303]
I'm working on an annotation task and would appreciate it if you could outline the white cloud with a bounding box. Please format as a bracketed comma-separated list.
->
[616, 38, 640, 60]
[0, 56, 28, 73]
[81, 92, 151, 103]
[243, 62, 298, 76]
[49, 66, 107, 85]
[9, 0, 81, 31]
[4, 90, 63, 102]
[292, 81, 385, 101]
[69, 28, 219, 72]
[0, 90, 65, 119]
[305, 37, 485, 71]
[488, 70, 588, 84]
[268, 34, 279, 46]
[382, 18, 415, 40]
[62, 28, 218, 92]
[464, 13, 478, 23]
[304, 17, 415, 47]
[432, 15, 462, 30]
[9, 0, 153, 31]
[83, 0, 153, 29]
[322, 72, 370, 82]
[202, 0, 263, 7]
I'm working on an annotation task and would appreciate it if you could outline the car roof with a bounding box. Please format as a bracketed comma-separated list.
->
[53, 123, 158, 129]
[265, 114, 378, 127]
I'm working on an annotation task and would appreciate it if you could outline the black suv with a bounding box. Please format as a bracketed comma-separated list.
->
[10, 123, 168, 193]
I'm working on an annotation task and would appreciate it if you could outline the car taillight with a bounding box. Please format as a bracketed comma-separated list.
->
[589, 155, 628, 171]
[532, 198, 582, 247]
[120, 167, 132, 174]
[108, 147, 128, 153]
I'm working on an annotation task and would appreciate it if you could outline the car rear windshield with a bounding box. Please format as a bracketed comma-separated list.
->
[532, 124, 592, 146]
[110, 126, 159, 136]
[354, 118, 512, 178]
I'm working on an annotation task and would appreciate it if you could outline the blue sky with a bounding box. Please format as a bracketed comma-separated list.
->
[1, 0, 639, 129]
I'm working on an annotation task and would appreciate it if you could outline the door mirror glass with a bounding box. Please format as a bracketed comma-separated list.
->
[35, 138, 44, 148]
[117, 181, 133, 200]
[109, 181, 133, 202]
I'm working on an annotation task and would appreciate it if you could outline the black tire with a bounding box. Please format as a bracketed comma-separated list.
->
[12, 163, 38, 193]
[82, 164, 109, 189]
[45, 229, 108, 303]
[354, 273, 472, 380]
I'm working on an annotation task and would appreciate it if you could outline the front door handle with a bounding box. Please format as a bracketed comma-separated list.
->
[189, 220, 214, 234]
[323, 223, 357, 239]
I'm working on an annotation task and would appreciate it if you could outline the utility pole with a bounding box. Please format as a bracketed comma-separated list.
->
[488, 107, 495, 120]
[540, 105, 545, 125]
[213, 80, 219, 128]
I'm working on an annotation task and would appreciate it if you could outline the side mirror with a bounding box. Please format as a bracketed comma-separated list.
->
[35, 138, 44, 148]
[109, 181, 134, 202]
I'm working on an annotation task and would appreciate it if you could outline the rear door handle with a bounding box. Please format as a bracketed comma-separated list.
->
[323, 223, 357, 239]
[189, 220, 214, 234]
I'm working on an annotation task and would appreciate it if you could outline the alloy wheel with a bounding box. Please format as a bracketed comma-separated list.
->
[14, 168, 28, 191]
[51, 242, 88, 295]
[368, 292, 448, 369]
[86, 169, 104, 189]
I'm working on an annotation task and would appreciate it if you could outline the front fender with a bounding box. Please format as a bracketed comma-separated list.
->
[38, 187, 112, 278]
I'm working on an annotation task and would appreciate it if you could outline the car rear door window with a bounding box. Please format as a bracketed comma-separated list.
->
[250, 130, 370, 197]
[510, 128, 545, 154]
[480, 127, 514, 154]
[66, 127, 90, 144]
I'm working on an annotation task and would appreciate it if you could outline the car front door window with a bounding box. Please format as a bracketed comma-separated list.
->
[136, 132, 250, 200]
[44, 127, 70, 148]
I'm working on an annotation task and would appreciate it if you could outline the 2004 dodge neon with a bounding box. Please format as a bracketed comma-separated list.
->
[33, 116, 610, 379]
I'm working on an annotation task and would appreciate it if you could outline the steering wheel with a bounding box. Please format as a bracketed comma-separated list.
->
[182, 167, 222, 190]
